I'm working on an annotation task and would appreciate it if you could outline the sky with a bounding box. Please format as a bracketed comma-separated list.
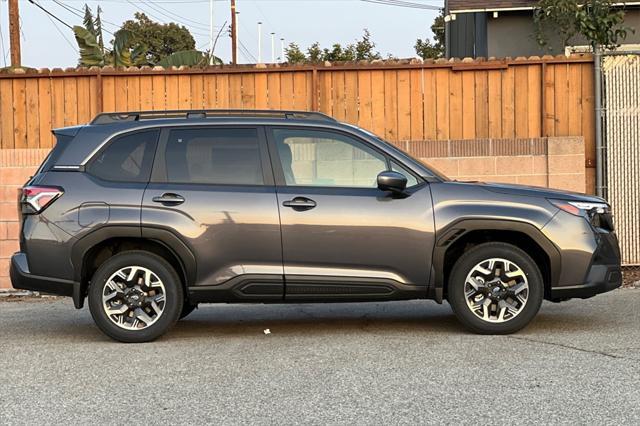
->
[0, 0, 441, 68]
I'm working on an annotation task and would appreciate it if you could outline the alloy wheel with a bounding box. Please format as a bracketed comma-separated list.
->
[463, 258, 529, 323]
[101, 266, 167, 330]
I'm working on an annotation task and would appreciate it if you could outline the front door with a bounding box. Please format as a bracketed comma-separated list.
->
[141, 126, 284, 301]
[267, 127, 435, 301]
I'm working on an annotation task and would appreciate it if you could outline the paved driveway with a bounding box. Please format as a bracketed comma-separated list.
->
[1, 289, 639, 424]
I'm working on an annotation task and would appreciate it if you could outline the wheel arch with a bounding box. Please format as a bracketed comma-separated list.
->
[71, 226, 197, 306]
[430, 219, 561, 303]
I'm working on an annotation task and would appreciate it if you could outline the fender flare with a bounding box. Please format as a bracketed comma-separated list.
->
[429, 218, 561, 303]
[70, 225, 197, 289]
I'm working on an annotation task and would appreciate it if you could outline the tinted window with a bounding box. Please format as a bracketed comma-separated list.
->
[88, 130, 159, 182]
[273, 129, 387, 188]
[391, 161, 419, 187]
[165, 128, 263, 185]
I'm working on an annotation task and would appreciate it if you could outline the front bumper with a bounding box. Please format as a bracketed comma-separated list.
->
[10, 252, 83, 308]
[550, 231, 622, 301]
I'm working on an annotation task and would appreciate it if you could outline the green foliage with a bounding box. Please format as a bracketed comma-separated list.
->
[285, 42, 307, 64]
[74, 8, 210, 67]
[116, 12, 196, 64]
[534, 0, 632, 50]
[285, 29, 382, 64]
[415, 10, 445, 59]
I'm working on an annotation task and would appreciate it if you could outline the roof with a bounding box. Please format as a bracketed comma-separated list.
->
[448, 1, 535, 12]
[447, 1, 638, 13]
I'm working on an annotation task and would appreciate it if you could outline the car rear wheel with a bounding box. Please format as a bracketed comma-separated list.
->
[88, 251, 183, 343]
[448, 242, 543, 334]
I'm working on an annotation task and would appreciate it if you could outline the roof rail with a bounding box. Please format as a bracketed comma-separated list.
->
[90, 109, 337, 125]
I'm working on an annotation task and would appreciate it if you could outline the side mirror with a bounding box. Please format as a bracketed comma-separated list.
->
[377, 171, 407, 194]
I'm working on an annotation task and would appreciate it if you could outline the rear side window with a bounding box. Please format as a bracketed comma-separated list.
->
[88, 130, 159, 182]
[36, 134, 74, 174]
[165, 128, 264, 185]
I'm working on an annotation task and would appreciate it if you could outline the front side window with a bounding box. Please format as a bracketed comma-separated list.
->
[165, 128, 264, 185]
[88, 130, 159, 182]
[273, 129, 388, 188]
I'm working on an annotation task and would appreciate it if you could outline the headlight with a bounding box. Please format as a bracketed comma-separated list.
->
[549, 200, 609, 216]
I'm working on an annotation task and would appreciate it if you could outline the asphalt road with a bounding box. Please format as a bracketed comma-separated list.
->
[1, 289, 639, 425]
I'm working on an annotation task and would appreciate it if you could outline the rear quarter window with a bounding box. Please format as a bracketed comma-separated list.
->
[87, 130, 159, 182]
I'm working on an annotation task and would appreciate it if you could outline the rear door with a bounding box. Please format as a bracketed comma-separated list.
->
[267, 127, 435, 301]
[141, 126, 284, 300]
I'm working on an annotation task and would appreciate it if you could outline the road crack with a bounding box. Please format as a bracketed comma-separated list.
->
[506, 335, 628, 359]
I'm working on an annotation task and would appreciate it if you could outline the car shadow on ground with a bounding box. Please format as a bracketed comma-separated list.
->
[2, 299, 617, 343]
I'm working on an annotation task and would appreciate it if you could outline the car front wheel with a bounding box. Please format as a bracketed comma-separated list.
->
[448, 242, 543, 334]
[88, 251, 183, 343]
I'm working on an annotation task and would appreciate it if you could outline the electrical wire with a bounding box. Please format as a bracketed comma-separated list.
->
[0, 1, 7, 67]
[361, 0, 442, 10]
[31, 1, 77, 52]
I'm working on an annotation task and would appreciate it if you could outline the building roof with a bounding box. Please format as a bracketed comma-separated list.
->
[447, 1, 638, 13]
[448, 0, 535, 12]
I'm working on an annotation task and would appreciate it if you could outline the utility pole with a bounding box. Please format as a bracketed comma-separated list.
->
[230, 0, 237, 65]
[280, 38, 285, 63]
[270, 32, 275, 63]
[257, 21, 262, 63]
[235, 11, 240, 64]
[209, 0, 215, 65]
[9, 0, 21, 67]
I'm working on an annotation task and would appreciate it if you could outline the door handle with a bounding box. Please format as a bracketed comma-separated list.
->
[152, 193, 185, 205]
[282, 197, 317, 210]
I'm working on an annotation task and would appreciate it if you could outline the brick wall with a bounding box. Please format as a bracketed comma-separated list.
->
[0, 136, 585, 291]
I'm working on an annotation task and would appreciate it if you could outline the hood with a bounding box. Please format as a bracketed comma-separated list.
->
[455, 181, 605, 203]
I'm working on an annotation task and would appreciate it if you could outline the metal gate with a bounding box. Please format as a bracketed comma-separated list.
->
[602, 53, 640, 265]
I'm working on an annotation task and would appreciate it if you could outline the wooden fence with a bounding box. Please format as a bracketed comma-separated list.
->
[0, 55, 595, 166]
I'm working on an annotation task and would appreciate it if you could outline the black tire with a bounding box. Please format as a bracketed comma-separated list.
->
[447, 242, 543, 335]
[88, 251, 183, 343]
[179, 302, 198, 320]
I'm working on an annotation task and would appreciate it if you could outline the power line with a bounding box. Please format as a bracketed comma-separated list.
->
[27, 0, 73, 29]
[32, 1, 77, 52]
[361, 0, 441, 10]
[144, 0, 212, 29]
[0, 2, 6, 67]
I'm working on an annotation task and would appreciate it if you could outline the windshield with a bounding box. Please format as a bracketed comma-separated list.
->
[343, 123, 450, 181]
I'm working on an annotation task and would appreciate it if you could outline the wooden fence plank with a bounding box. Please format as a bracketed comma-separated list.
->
[357, 70, 373, 132]
[527, 64, 542, 137]
[152, 75, 166, 110]
[293, 72, 308, 111]
[280, 73, 296, 110]
[449, 71, 463, 140]
[501, 67, 515, 139]
[568, 63, 582, 137]
[178, 75, 191, 109]
[267, 73, 281, 110]
[165, 76, 179, 109]
[139, 76, 153, 110]
[242, 73, 256, 109]
[203, 75, 217, 108]
[102, 76, 116, 112]
[51, 78, 65, 132]
[435, 69, 449, 140]
[474, 71, 489, 139]
[114, 76, 128, 111]
[332, 71, 346, 121]
[409, 69, 423, 141]
[543, 64, 556, 137]
[370, 70, 385, 137]
[487, 70, 502, 138]
[76, 77, 91, 125]
[514, 66, 529, 138]
[0, 80, 14, 149]
[254, 73, 268, 109]
[126, 76, 140, 111]
[397, 69, 412, 141]
[384, 70, 398, 141]
[344, 71, 359, 125]
[581, 63, 595, 163]
[216, 74, 229, 108]
[554, 64, 569, 135]
[38, 78, 52, 147]
[423, 69, 437, 140]
[461, 71, 476, 139]
[318, 71, 331, 115]
[25, 79, 40, 148]
[63, 77, 78, 128]
[13, 79, 27, 149]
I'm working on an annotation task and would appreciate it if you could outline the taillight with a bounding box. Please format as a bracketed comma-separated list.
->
[21, 186, 64, 214]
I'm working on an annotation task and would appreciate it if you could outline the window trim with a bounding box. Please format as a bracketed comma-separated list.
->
[150, 125, 274, 187]
[265, 126, 424, 190]
[85, 129, 160, 183]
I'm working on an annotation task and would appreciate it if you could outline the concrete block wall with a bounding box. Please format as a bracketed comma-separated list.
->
[0, 136, 585, 290]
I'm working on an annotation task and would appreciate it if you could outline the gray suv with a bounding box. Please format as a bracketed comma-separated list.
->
[10, 110, 622, 342]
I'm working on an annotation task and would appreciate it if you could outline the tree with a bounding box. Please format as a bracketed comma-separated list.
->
[415, 9, 445, 59]
[285, 30, 381, 64]
[285, 42, 306, 64]
[116, 12, 196, 64]
[534, 0, 632, 51]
